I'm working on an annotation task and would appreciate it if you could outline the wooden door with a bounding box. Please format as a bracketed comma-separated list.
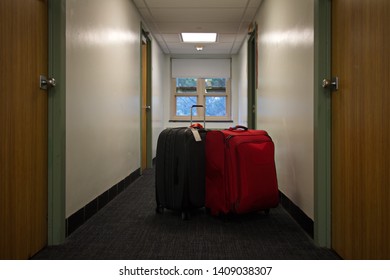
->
[0, 0, 48, 259]
[331, 0, 390, 259]
[141, 31, 152, 172]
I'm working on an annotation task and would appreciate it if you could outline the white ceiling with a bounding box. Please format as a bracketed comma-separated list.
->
[132, 0, 263, 56]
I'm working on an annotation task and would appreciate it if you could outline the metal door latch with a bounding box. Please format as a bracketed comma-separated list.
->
[40, 75, 56, 90]
[322, 77, 339, 91]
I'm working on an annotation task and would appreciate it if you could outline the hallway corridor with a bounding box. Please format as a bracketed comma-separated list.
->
[33, 168, 339, 260]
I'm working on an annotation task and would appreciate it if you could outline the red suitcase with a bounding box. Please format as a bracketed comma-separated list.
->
[205, 125, 279, 215]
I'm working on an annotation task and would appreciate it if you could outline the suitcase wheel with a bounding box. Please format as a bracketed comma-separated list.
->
[156, 205, 164, 214]
[181, 211, 191, 221]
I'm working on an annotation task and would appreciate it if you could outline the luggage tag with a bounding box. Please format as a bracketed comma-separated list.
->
[190, 128, 202, 142]
[189, 122, 203, 142]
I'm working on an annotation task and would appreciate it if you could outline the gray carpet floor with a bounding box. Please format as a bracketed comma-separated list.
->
[32, 168, 340, 260]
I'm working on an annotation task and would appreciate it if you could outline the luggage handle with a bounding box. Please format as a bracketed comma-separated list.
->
[190, 123, 203, 129]
[190, 105, 206, 129]
[229, 125, 248, 131]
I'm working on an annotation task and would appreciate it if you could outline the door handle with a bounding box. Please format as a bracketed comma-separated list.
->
[40, 75, 56, 90]
[322, 77, 339, 91]
[143, 105, 151, 111]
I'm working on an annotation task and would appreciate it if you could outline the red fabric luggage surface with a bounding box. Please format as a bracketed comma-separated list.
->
[205, 127, 279, 215]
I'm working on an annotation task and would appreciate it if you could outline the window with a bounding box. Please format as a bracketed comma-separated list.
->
[171, 77, 231, 121]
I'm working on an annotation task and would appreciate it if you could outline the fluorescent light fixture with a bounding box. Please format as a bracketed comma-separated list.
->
[181, 33, 217, 43]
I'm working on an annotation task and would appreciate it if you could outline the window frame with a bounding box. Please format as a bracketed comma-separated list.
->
[171, 77, 231, 122]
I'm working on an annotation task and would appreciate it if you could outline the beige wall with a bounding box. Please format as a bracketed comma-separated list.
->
[65, 0, 168, 217]
[254, 0, 315, 218]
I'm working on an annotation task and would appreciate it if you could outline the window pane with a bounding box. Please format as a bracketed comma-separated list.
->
[205, 78, 226, 93]
[176, 96, 197, 116]
[176, 78, 197, 93]
[205, 96, 226, 116]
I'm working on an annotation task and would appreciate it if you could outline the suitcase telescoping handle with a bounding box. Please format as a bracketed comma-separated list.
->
[190, 105, 206, 129]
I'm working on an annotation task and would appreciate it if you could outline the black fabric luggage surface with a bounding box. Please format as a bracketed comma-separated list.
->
[155, 106, 207, 219]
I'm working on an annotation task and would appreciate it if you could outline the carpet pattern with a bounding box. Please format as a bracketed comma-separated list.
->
[33, 169, 340, 260]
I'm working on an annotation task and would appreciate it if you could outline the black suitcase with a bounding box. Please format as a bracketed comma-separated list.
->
[155, 105, 206, 219]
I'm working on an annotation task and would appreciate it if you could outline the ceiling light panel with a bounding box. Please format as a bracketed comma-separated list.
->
[144, 0, 250, 8]
[181, 33, 217, 43]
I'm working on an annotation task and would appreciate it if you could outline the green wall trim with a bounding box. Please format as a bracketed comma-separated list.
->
[47, 0, 66, 245]
[247, 25, 257, 129]
[313, 0, 331, 247]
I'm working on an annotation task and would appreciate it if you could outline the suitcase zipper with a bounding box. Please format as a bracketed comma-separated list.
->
[224, 135, 236, 212]
[222, 134, 232, 212]
[224, 132, 270, 146]
[224, 135, 234, 147]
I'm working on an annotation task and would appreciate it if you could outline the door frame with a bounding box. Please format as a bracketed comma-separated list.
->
[313, 0, 332, 247]
[247, 24, 257, 129]
[47, 0, 66, 245]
